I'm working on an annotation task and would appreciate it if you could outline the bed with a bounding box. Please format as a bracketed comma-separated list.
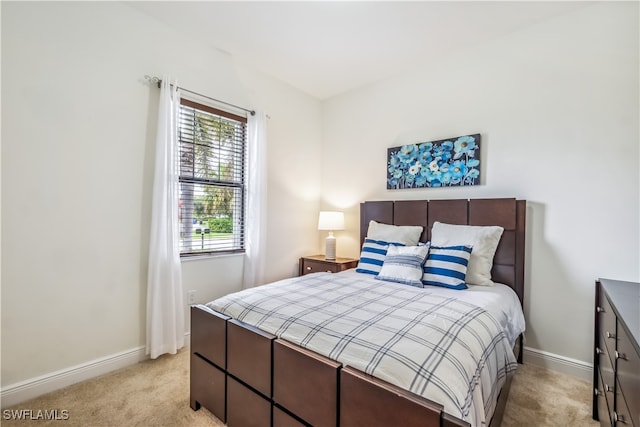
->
[190, 198, 526, 427]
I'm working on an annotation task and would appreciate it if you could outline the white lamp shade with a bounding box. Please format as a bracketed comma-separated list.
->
[317, 211, 344, 231]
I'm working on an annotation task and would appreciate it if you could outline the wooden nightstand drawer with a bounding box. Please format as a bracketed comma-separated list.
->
[299, 255, 358, 276]
[303, 259, 337, 274]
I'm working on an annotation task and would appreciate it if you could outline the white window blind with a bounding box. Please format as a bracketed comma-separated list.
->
[178, 98, 247, 256]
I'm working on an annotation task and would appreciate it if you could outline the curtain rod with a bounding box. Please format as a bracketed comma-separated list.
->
[144, 75, 255, 116]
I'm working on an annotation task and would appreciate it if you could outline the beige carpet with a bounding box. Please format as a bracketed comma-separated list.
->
[2, 348, 598, 426]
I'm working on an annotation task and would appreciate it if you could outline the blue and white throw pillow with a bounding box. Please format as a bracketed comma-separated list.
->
[422, 245, 473, 290]
[356, 239, 404, 275]
[431, 222, 503, 286]
[375, 245, 430, 288]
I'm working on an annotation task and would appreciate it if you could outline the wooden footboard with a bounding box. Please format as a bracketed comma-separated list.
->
[273, 339, 341, 426]
[191, 305, 485, 427]
[190, 305, 229, 421]
[340, 366, 468, 427]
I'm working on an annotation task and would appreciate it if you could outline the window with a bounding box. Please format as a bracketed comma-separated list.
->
[178, 98, 247, 256]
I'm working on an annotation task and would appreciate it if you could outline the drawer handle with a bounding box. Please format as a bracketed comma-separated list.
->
[614, 413, 627, 424]
[615, 351, 627, 361]
[604, 384, 613, 393]
[306, 266, 312, 270]
[594, 387, 603, 396]
[606, 331, 616, 339]
[596, 306, 604, 313]
[326, 270, 332, 272]
[596, 347, 603, 355]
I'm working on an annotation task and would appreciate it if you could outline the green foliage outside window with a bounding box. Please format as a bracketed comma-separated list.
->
[208, 217, 233, 233]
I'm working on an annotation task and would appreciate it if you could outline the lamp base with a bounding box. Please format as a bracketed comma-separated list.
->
[325, 233, 336, 260]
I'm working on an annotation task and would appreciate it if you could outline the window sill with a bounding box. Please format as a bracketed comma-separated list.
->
[180, 252, 245, 262]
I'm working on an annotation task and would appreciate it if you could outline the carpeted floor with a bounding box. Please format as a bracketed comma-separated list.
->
[2, 348, 598, 426]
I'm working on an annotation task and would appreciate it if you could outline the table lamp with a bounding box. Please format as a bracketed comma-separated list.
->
[317, 211, 344, 260]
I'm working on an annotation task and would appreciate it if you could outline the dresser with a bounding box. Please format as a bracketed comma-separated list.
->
[593, 279, 639, 427]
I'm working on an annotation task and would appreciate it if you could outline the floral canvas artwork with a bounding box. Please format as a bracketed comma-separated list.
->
[387, 134, 481, 189]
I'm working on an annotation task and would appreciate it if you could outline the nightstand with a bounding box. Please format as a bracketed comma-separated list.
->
[299, 255, 358, 276]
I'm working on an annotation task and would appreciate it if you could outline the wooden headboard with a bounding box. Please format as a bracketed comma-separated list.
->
[360, 198, 526, 306]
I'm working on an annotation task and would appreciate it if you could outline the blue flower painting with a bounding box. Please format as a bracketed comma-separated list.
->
[387, 134, 481, 189]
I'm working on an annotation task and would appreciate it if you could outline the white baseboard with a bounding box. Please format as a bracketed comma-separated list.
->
[0, 346, 148, 409]
[0, 333, 192, 409]
[523, 346, 593, 381]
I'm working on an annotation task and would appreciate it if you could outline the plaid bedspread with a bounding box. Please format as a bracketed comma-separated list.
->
[207, 272, 517, 426]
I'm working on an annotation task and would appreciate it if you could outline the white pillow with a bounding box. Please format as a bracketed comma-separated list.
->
[375, 245, 430, 288]
[367, 220, 423, 246]
[430, 222, 504, 286]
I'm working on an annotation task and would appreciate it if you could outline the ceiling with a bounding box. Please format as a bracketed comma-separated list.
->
[127, 1, 591, 100]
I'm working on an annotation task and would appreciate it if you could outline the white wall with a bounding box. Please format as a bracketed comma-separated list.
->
[1, 1, 322, 389]
[321, 2, 639, 368]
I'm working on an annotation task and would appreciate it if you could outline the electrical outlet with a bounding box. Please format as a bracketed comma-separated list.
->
[187, 290, 196, 305]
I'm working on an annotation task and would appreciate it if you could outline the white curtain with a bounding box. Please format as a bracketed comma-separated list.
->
[146, 77, 185, 359]
[243, 111, 268, 289]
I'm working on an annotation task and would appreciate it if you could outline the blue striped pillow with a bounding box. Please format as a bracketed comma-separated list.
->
[422, 245, 473, 290]
[375, 245, 430, 287]
[356, 239, 404, 275]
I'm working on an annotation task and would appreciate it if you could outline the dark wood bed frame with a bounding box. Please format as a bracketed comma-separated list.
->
[190, 198, 526, 427]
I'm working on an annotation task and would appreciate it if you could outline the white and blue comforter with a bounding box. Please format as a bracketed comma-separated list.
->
[206, 270, 524, 427]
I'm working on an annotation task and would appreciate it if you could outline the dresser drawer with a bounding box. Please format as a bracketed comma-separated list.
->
[599, 350, 616, 408]
[597, 369, 613, 427]
[614, 384, 635, 427]
[599, 326, 616, 374]
[598, 294, 617, 363]
[616, 324, 640, 427]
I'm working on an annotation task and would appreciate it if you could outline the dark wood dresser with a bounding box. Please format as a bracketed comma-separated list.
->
[593, 279, 639, 426]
